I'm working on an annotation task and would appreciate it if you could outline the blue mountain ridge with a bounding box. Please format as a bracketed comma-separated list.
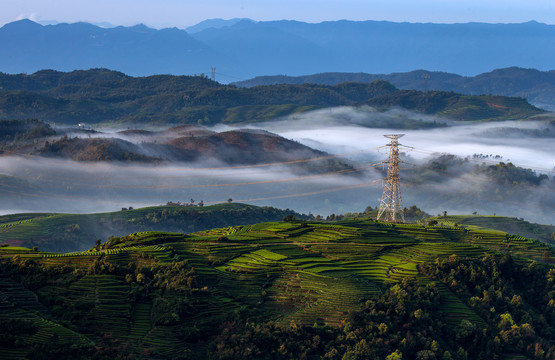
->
[1, 19, 555, 81]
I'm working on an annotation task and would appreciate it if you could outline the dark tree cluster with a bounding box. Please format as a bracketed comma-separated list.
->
[0, 119, 55, 146]
[207, 279, 492, 360]
[475, 162, 549, 186]
[420, 254, 555, 359]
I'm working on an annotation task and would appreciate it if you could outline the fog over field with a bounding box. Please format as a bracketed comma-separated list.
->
[0, 106, 554, 224]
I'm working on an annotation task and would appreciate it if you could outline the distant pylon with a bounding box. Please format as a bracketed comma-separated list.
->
[377, 134, 405, 223]
[422, 73, 430, 91]
[211, 67, 216, 82]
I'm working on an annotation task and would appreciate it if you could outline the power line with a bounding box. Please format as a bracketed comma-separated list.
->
[204, 180, 381, 205]
[0, 147, 379, 172]
[10, 164, 376, 191]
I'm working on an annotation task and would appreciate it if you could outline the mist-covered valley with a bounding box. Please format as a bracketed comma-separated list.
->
[0, 106, 553, 224]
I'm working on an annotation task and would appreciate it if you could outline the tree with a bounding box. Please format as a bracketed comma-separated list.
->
[283, 214, 296, 222]
[227, 198, 233, 203]
[427, 219, 438, 226]
[386, 350, 403, 360]
[499, 313, 514, 330]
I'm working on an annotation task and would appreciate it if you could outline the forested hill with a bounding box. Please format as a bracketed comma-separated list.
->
[0, 69, 543, 124]
[365, 90, 540, 121]
[0, 69, 396, 124]
[233, 67, 555, 110]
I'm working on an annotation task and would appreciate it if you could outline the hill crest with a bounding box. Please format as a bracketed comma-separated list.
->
[233, 67, 555, 110]
[0, 69, 542, 124]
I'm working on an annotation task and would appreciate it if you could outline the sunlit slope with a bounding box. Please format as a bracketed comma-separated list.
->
[433, 214, 555, 245]
[0, 203, 306, 252]
[1, 218, 553, 358]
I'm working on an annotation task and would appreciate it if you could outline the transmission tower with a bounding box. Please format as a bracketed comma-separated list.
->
[422, 73, 430, 91]
[211, 67, 216, 82]
[377, 134, 405, 223]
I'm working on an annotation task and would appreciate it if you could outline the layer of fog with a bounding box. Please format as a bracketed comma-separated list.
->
[0, 155, 383, 217]
[216, 106, 555, 223]
[225, 106, 555, 172]
[1, 105, 554, 225]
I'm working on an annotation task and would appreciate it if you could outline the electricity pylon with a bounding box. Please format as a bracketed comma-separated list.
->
[377, 134, 405, 223]
[422, 72, 430, 91]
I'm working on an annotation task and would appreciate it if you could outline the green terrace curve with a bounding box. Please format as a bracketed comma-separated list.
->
[0, 218, 554, 359]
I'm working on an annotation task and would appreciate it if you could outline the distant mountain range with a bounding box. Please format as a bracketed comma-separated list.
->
[184, 18, 250, 34]
[1, 19, 555, 83]
[233, 67, 555, 110]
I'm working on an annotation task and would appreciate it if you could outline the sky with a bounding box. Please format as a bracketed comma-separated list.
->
[2, 0, 555, 28]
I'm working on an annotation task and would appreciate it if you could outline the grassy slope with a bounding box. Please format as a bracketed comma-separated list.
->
[428, 215, 555, 245]
[0, 218, 553, 358]
[0, 203, 306, 252]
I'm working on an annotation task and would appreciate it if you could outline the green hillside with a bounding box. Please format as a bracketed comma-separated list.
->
[231, 67, 555, 111]
[429, 215, 555, 245]
[366, 90, 543, 121]
[0, 203, 307, 252]
[0, 69, 543, 125]
[0, 69, 397, 125]
[0, 218, 554, 359]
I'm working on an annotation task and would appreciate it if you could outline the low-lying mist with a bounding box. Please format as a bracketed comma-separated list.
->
[220, 106, 555, 223]
[237, 106, 555, 171]
[0, 155, 381, 216]
[1, 106, 554, 225]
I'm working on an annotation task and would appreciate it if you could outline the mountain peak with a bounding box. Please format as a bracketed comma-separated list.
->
[1, 18, 43, 31]
[129, 23, 150, 30]
[186, 18, 253, 33]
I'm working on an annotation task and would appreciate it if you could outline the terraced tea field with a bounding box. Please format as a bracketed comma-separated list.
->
[0, 218, 553, 359]
[0, 203, 307, 253]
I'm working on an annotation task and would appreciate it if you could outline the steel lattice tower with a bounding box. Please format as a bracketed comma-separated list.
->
[377, 134, 405, 223]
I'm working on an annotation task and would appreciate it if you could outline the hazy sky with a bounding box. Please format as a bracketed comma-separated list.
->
[2, 0, 555, 28]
